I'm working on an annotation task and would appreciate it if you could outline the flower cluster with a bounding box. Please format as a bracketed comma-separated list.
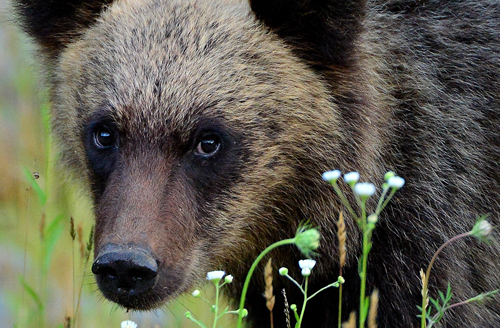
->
[323, 170, 405, 199]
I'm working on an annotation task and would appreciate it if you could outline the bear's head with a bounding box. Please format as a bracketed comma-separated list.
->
[16, 0, 370, 312]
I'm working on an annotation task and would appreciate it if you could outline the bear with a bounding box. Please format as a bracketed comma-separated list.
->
[14, 0, 500, 327]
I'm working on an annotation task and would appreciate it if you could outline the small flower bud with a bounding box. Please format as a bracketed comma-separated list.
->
[338, 276, 345, 284]
[384, 171, 395, 181]
[367, 214, 378, 224]
[301, 267, 311, 276]
[478, 220, 493, 236]
[471, 219, 493, 241]
[294, 227, 320, 257]
[344, 172, 360, 186]
[279, 267, 289, 276]
[184, 312, 192, 319]
[354, 182, 376, 197]
[240, 309, 248, 317]
[192, 290, 200, 298]
[224, 274, 234, 284]
[387, 176, 405, 189]
[322, 170, 341, 183]
[290, 304, 297, 311]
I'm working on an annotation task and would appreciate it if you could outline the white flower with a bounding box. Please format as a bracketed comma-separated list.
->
[224, 275, 234, 283]
[354, 182, 376, 197]
[387, 176, 405, 189]
[192, 290, 200, 298]
[322, 170, 341, 182]
[206, 270, 225, 281]
[121, 321, 137, 328]
[298, 259, 316, 270]
[344, 172, 360, 184]
[301, 268, 311, 276]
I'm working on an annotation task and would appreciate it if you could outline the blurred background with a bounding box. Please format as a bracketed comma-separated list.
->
[0, 1, 230, 327]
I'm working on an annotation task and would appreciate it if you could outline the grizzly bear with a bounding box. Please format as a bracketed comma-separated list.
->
[15, 0, 500, 327]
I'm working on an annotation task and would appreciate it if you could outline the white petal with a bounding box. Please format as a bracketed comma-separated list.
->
[206, 270, 225, 281]
[121, 321, 138, 328]
[387, 176, 405, 189]
[322, 170, 341, 182]
[298, 259, 316, 269]
[344, 172, 360, 183]
[354, 182, 376, 197]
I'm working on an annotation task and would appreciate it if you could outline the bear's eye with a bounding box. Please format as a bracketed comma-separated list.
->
[93, 126, 116, 149]
[195, 134, 221, 156]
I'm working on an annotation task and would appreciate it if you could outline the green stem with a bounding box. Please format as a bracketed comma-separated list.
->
[360, 199, 367, 229]
[213, 281, 220, 328]
[186, 313, 208, 328]
[296, 276, 309, 328]
[285, 274, 305, 294]
[420, 232, 471, 328]
[307, 282, 338, 300]
[359, 230, 370, 328]
[375, 187, 389, 215]
[331, 182, 359, 221]
[338, 270, 343, 328]
[377, 188, 396, 215]
[236, 238, 296, 328]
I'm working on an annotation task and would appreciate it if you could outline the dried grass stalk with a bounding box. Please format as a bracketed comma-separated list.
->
[265, 258, 275, 311]
[342, 312, 356, 328]
[264, 258, 275, 328]
[420, 269, 429, 310]
[368, 290, 379, 328]
[337, 211, 346, 269]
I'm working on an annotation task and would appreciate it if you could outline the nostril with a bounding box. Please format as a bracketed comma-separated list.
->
[92, 262, 118, 280]
[130, 266, 157, 278]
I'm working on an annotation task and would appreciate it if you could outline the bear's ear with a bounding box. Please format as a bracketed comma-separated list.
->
[14, 0, 114, 56]
[250, 0, 365, 66]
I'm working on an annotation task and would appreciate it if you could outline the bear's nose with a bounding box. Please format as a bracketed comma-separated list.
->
[92, 244, 158, 296]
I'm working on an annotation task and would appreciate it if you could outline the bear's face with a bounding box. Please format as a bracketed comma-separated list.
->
[50, 0, 337, 309]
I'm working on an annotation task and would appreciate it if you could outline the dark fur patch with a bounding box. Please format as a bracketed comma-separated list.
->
[14, 0, 114, 56]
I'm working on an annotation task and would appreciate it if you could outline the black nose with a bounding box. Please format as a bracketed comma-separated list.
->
[92, 244, 158, 298]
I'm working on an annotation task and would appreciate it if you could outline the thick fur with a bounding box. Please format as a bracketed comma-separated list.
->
[15, 0, 500, 327]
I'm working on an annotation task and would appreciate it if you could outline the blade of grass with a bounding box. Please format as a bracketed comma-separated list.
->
[19, 276, 44, 312]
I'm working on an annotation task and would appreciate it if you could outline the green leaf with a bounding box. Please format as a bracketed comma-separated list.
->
[43, 214, 65, 273]
[430, 297, 441, 311]
[19, 276, 44, 311]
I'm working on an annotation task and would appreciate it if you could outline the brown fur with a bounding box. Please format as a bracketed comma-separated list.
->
[15, 0, 500, 327]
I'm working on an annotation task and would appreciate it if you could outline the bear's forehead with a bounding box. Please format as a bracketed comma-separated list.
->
[57, 0, 332, 143]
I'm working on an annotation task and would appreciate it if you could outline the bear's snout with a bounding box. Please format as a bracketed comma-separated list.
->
[92, 244, 158, 306]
